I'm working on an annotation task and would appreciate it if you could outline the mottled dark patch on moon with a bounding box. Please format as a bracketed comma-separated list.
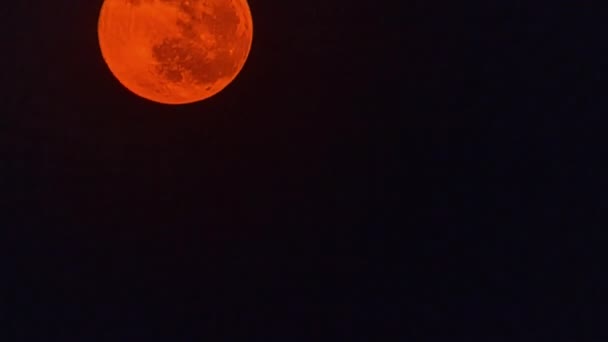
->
[152, 36, 228, 85]
[150, 0, 245, 87]
[203, 2, 240, 38]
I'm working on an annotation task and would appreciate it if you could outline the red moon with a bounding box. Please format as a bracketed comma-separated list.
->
[98, 0, 253, 104]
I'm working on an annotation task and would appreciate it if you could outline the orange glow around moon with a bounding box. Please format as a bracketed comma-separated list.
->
[98, 0, 253, 104]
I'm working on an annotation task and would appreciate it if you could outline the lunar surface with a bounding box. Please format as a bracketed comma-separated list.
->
[98, 0, 253, 104]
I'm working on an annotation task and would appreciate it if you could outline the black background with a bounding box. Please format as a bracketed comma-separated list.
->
[3, 0, 608, 339]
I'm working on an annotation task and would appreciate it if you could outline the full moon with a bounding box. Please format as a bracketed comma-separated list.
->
[98, 0, 253, 104]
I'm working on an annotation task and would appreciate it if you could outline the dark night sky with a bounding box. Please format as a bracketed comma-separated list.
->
[3, 0, 608, 339]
